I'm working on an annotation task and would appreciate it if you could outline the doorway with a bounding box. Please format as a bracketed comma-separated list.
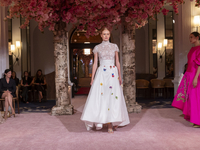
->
[69, 29, 102, 97]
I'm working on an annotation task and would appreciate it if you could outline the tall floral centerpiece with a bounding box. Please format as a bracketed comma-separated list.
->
[1, 0, 191, 114]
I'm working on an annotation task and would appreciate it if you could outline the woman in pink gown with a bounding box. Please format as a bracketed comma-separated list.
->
[172, 32, 200, 127]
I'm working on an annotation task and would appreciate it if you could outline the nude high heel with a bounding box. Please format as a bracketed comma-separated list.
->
[108, 123, 114, 134]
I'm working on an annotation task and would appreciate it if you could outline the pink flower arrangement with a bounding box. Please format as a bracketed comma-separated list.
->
[0, 0, 193, 36]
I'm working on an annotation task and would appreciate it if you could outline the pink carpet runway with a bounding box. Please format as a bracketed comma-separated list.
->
[0, 95, 200, 150]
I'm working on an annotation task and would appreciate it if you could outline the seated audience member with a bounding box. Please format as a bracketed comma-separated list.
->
[11, 71, 19, 86]
[0, 69, 16, 119]
[20, 71, 32, 103]
[31, 69, 46, 102]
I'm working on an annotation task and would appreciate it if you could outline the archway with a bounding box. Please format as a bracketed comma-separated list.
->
[69, 29, 102, 97]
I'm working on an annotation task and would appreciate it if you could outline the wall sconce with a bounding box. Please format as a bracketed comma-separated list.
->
[11, 44, 15, 53]
[158, 42, 163, 61]
[84, 48, 91, 55]
[11, 44, 19, 64]
[16, 41, 20, 62]
[16, 41, 20, 48]
[163, 39, 168, 47]
[10, 41, 21, 67]
[157, 39, 168, 63]
[194, 15, 200, 32]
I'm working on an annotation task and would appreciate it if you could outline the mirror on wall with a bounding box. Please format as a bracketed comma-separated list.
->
[8, 12, 13, 71]
[165, 11, 174, 78]
[20, 17, 31, 75]
[149, 16, 157, 77]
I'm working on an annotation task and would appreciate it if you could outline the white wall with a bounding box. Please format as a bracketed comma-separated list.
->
[157, 13, 166, 79]
[30, 20, 54, 76]
[12, 18, 21, 79]
[0, 7, 9, 78]
[173, 1, 192, 93]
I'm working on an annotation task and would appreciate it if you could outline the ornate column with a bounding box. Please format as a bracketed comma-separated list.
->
[51, 22, 74, 115]
[122, 24, 142, 113]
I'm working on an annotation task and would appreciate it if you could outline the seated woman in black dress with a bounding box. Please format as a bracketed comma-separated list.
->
[20, 71, 32, 103]
[31, 69, 46, 102]
[11, 71, 19, 86]
[0, 69, 16, 119]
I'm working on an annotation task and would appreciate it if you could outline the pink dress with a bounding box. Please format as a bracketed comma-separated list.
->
[172, 46, 200, 125]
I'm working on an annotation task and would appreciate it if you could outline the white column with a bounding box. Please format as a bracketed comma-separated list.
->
[12, 18, 21, 79]
[157, 13, 165, 79]
[0, 7, 9, 78]
[173, 1, 192, 94]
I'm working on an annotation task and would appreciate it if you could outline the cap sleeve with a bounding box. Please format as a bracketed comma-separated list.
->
[93, 45, 98, 54]
[194, 50, 200, 66]
[115, 44, 119, 52]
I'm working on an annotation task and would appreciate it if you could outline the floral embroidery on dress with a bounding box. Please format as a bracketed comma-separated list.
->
[112, 73, 114, 77]
[100, 83, 103, 86]
[111, 93, 113, 95]
[109, 86, 112, 89]
[110, 66, 112, 69]
[101, 93, 103, 95]
[108, 108, 110, 111]
[115, 96, 118, 99]
[176, 75, 189, 102]
[103, 68, 106, 71]
[113, 66, 115, 68]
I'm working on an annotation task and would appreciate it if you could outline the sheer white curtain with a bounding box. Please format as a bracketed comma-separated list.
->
[0, 6, 9, 78]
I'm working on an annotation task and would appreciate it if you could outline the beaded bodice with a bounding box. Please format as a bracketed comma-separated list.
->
[93, 41, 119, 61]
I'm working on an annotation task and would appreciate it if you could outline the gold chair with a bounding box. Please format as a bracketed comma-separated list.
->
[136, 79, 150, 98]
[163, 79, 174, 98]
[14, 86, 20, 113]
[0, 85, 20, 114]
[150, 79, 165, 99]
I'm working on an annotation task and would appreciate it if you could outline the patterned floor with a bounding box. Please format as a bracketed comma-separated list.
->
[137, 97, 173, 109]
[16, 96, 173, 114]
[16, 100, 56, 113]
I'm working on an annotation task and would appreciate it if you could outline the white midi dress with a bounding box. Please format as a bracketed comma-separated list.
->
[80, 41, 130, 130]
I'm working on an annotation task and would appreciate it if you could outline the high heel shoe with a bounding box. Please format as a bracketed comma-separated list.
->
[11, 112, 15, 117]
[114, 125, 118, 130]
[108, 123, 114, 134]
[3, 115, 7, 120]
[108, 128, 114, 133]
[3, 111, 9, 120]
[193, 124, 200, 128]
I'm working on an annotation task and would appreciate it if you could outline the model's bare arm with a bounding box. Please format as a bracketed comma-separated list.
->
[193, 66, 200, 87]
[115, 51, 122, 85]
[90, 53, 98, 85]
